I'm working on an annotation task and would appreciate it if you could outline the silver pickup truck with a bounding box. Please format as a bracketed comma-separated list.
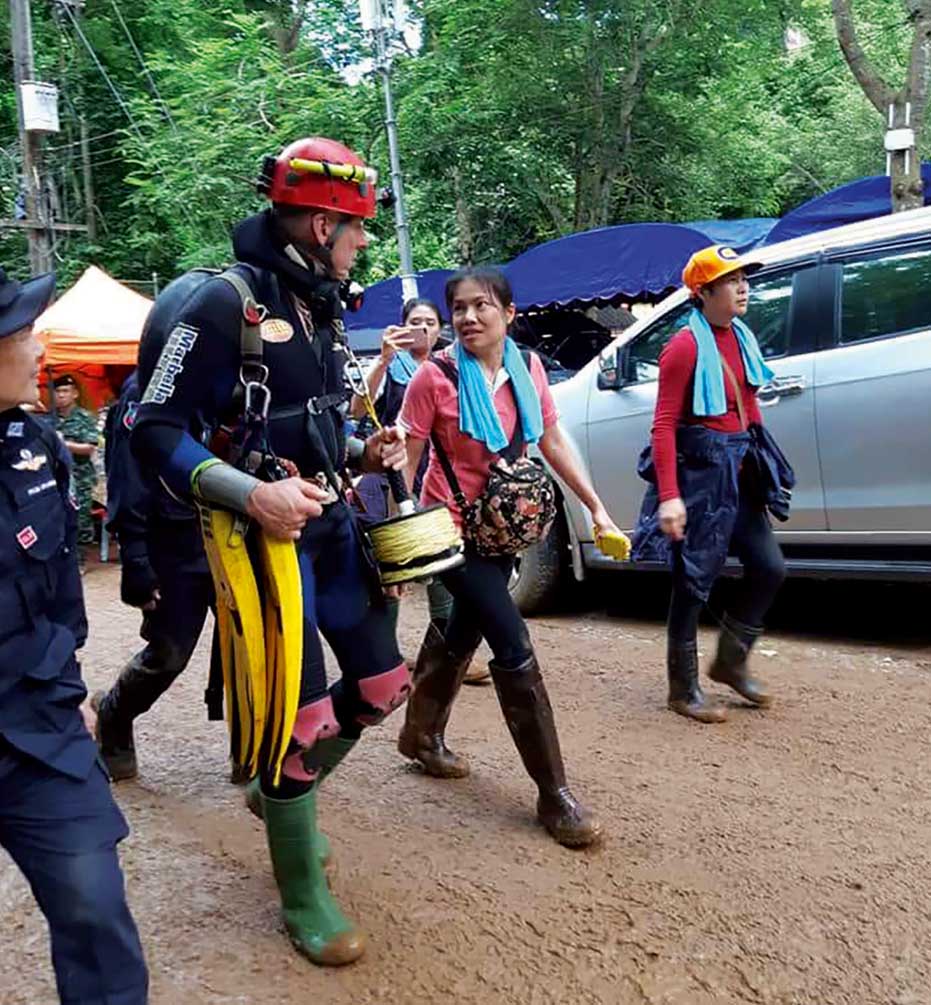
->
[513, 207, 931, 613]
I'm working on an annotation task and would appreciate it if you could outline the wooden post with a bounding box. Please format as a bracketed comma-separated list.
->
[9, 0, 53, 272]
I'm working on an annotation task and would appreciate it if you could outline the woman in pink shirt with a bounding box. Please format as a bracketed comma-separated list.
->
[398, 267, 619, 848]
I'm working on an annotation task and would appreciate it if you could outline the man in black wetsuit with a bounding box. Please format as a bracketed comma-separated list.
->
[132, 138, 410, 967]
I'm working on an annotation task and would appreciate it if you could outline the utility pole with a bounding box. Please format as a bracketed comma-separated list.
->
[9, 0, 53, 273]
[360, 0, 418, 300]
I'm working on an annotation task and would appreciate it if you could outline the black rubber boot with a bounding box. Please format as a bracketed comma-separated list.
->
[491, 654, 601, 848]
[667, 641, 727, 723]
[397, 622, 474, 778]
[92, 656, 181, 780]
[708, 613, 771, 706]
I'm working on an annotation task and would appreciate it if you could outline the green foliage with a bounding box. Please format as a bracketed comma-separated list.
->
[0, 0, 919, 288]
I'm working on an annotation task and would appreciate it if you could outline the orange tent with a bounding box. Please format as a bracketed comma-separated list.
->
[34, 266, 153, 409]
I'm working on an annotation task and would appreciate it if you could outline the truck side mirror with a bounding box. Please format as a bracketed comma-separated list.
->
[596, 344, 633, 390]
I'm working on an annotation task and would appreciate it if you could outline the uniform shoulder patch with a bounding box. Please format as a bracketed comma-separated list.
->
[123, 400, 140, 431]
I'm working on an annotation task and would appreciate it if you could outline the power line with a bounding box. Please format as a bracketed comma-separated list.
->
[108, 0, 177, 132]
[56, 1, 147, 145]
[47, 129, 126, 152]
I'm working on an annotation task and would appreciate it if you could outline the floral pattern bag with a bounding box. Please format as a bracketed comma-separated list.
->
[430, 357, 557, 557]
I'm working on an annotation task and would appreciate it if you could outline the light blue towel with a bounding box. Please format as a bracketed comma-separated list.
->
[687, 308, 774, 418]
[452, 337, 544, 452]
[387, 350, 418, 386]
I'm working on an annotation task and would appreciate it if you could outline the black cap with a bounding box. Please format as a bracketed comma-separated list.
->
[53, 373, 78, 389]
[0, 267, 54, 340]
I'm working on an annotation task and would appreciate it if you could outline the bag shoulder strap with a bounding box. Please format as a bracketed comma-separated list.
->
[720, 354, 748, 431]
[429, 350, 532, 464]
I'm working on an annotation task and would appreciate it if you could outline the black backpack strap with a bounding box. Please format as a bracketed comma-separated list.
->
[216, 269, 266, 386]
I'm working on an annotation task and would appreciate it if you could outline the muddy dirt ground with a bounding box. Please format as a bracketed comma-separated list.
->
[2, 563, 930, 1005]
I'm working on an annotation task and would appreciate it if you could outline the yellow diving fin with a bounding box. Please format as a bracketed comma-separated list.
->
[257, 531, 303, 787]
[199, 506, 267, 779]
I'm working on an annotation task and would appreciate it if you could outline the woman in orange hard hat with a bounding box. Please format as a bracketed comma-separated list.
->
[633, 245, 793, 724]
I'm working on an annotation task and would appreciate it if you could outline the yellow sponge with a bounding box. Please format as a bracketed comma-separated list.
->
[594, 526, 631, 561]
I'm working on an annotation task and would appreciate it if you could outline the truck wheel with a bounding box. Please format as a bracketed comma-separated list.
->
[509, 518, 569, 616]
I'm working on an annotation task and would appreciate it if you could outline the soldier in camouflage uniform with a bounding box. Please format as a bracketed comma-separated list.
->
[53, 374, 99, 547]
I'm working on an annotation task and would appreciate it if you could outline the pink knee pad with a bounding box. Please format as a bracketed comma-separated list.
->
[355, 663, 412, 727]
[282, 696, 341, 783]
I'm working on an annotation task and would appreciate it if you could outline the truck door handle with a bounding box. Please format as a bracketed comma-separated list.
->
[758, 375, 806, 403]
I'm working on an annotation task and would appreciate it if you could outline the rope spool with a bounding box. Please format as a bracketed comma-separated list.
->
[340, 339, 465, 585]
[367, 503, 464, 585]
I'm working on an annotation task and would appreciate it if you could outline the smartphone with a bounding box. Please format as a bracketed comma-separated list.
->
[407, 325, 430, 352]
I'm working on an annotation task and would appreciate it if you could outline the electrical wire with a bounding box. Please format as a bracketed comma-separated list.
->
[57, 1, 148, 146]
[108, 0, 177, 132]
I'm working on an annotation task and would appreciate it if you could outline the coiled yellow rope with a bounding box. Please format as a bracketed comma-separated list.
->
[343, 347, 464, 583]
[368, 505, 463, 584]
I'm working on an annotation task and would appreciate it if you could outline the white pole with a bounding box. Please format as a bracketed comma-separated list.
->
[364, 0, 418, 301]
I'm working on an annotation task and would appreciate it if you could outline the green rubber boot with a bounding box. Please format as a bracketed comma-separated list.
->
[263, 787, 365, 966]
[245, 738, 357, 864]
[245, 778, 332, 866]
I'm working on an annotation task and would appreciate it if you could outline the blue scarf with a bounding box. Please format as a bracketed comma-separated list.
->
[688, 308, 774, 418]
[387, 350, 418, 386]
[452, 337, 544, 452]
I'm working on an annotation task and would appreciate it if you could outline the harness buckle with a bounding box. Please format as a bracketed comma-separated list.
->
[239, 363, 269, 387]
[243, 381, 271, 420]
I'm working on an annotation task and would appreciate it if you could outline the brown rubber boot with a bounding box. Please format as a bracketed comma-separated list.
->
[463, 660, 491, 686]
[397, 622, 474, 778]
[667, 642, 728, 723]
[490, 655, 601, 848]
[708, 614, 772, 707]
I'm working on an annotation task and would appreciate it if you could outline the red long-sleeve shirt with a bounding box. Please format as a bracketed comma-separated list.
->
[651, 325, 763, 502]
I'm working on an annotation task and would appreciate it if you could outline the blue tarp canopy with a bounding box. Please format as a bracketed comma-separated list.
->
[686, 217, 775, 250]
[345, 268, 452, 331]
[348, 216, 773, 327]
[504, 223, 712, 310]
[764, 164, 931, 245]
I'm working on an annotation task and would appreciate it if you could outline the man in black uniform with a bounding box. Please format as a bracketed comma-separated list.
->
[94, 363, 222, 780]
[132, 137, 410, 967]
[0, 267, 148, 1003]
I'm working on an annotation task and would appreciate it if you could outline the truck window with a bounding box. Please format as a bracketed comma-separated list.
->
[841, 245, 931, 344]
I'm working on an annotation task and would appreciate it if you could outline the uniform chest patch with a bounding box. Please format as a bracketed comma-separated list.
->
[260, 318, 294, 343]
[12, 448, 47, 472]
[16, 525, 37, 550]
[6, 421, 24, 438]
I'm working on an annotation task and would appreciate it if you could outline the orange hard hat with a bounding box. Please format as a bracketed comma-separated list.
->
[682, 245, 762, 294]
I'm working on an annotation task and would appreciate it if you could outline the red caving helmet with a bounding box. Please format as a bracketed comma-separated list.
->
[257, 137, 378, 219]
